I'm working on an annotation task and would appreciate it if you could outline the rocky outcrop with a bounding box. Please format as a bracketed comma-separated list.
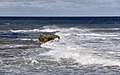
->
[39, 34, 60, 43]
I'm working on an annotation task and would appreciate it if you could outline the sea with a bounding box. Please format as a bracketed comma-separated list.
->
[0, 17, 120, 75]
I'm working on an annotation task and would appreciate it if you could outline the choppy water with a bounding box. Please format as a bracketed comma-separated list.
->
[0, 17, 120, 75]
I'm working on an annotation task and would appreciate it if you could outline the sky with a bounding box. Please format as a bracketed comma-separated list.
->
[0, 0, 120, 16]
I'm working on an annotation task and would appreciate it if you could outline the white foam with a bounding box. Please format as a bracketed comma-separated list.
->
[0, 44, 33, 48]
[40, 27, 120, 66]
[16, 38, 38, 41]
[91, 28, 120, 30]
[76, 33, 119, 37]
[17, 38, 32, 41]
[10, 26, 87, 33]
[41, 42, 120, 66]
[10, 28, 59, 33]
[40, 28, 60, 32]
[10, 29, 42, 33]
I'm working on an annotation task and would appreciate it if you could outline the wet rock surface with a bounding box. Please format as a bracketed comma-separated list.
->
[39, 34, 60, 43]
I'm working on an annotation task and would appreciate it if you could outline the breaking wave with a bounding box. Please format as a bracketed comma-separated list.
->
[40, 26, 120, 66]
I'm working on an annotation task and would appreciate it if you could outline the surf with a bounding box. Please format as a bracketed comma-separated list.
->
[40, 26, 120, 66]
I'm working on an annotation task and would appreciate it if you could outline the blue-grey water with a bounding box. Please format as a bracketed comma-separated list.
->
[0, 17, 120, 75]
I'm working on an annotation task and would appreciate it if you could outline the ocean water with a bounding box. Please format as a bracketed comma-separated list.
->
[0, 17, 120, 75]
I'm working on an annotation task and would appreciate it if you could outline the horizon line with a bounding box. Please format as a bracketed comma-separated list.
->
[0, 15, 120, 17]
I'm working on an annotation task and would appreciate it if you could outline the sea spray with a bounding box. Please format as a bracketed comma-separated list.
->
[41, 27, 120, 66]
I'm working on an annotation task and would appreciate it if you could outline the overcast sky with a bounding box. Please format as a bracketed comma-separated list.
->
[0, 0, 120, 16]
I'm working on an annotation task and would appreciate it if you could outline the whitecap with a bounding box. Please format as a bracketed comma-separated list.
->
[16, 38, 38, 41]
[10, 29, 41, 33]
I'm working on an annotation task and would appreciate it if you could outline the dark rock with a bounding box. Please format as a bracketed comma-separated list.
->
[39, 34, 60, 43]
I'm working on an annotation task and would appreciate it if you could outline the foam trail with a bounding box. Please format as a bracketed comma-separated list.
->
[16, 38, 38, 41]
[10, 29, 42, 33]
[10, 28, 59, 33]
[76, 33, 119, 37]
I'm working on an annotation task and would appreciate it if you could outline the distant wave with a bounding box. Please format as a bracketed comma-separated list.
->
[10, 29, 59, 33]
[10, 29, 42, 33]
